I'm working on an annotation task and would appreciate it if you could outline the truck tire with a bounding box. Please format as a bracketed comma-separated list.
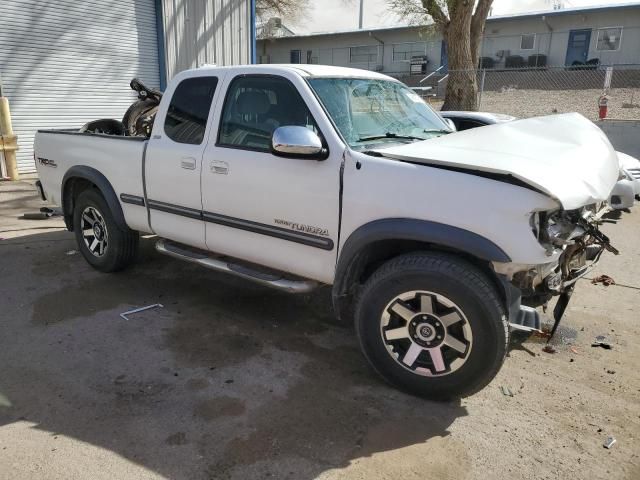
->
[355, 252, 508, 400]
[72, 189, 139, 272]
[122, 99, 157, 136]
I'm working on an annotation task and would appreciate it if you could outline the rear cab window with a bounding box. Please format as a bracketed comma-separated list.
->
[217, 75, 320, 152]
[164, 76, 218, 145]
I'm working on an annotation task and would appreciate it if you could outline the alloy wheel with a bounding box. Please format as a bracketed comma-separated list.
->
[380, 290, 473, 376]
[81, 206, 109, 257]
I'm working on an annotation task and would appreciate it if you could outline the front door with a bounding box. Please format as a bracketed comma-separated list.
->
[565, 29, 592, 66]
[145, 74, 223, 249]
[200, 72, 341, 283]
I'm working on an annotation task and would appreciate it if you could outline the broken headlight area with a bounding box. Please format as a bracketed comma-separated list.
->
[523, 206, 619, 300]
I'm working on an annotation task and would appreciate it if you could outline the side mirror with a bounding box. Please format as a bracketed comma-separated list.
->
[271, 126, 326, 159]
[443, 118, 457, 132]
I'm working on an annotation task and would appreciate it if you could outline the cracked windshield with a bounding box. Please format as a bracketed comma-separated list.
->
[308, 78, 451, 150]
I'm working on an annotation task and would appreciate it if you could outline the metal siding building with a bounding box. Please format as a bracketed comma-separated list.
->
[0, 0, 161, 174]
[161, 0, 253, 81]
[0, 0, 253, 174]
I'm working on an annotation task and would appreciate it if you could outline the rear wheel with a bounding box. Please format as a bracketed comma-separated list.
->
[73, 189, 139, 272]
[355, 252, 508, 400]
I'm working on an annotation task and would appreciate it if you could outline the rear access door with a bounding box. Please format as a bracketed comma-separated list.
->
[145, 71, 226, 249]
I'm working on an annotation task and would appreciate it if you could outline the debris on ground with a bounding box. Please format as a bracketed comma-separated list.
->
[500, 385, 514, 397]
[21, 212, 52, 220]
[542, 345, 557, 354]
[592, 335, 613, 350]
[591, 275, 616, 286]
[603, 436, 616, 449]
[65, 250, 77, 256]
[606, 369, 616, 374]
[119, 303, 164, 320]
[570, 347, 579, 354]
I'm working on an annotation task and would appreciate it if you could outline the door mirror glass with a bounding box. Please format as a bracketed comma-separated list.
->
[271, 126, 324, 159]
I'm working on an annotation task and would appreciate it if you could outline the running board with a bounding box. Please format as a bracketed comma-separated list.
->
[155, 239, 319, 294]
[509, 305, 543, 333]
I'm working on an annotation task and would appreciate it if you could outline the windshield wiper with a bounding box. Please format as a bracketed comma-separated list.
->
[423, 129, 451, 135]
[357, 132, 427, 142]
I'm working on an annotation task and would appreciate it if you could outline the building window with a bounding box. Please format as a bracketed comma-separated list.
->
[349, 45, 378, 63]
[392, 42, 427, 62]
[520, 34, 535, 50]
[596, 27, 622, 51]
[290, 50, 301, 63]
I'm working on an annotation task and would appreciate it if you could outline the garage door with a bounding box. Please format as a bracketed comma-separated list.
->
[0, 0, 160, 174]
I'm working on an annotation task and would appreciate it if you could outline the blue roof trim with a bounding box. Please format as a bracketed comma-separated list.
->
[154, 0, 167, 90]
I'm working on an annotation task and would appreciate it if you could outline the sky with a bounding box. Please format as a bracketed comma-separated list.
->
[288, 0, 634, 34]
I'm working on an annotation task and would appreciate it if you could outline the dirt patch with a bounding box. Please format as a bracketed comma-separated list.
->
[165, 432, 188, 446]
[194, 397, 246, 421]
[185, 378, 209, 391]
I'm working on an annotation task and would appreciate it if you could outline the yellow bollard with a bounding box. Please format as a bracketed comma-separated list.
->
[0, 96, 19, 181]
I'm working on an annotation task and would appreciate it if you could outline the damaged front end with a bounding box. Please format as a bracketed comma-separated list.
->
[496, 204, 618, 338]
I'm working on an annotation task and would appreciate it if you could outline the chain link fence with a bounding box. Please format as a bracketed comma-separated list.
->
[413, 65, 640, 120]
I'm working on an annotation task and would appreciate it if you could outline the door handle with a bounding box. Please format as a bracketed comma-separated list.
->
[181, 157, 197, 170]
[211, 160, 229, 175]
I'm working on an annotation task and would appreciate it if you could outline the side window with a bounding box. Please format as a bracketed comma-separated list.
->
[218, 76, 320, 152]
[164, 76, 218, 145]
[457, 119, 484, 131]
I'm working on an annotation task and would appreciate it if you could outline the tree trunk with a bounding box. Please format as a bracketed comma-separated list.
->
[442, 8, 478, 111]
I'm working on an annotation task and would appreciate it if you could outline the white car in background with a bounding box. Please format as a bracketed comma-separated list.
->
[440, 110, 638, 210]
[617, 151, 640, 199]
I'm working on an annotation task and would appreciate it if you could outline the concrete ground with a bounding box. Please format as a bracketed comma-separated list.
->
[0, 179, 639, 480]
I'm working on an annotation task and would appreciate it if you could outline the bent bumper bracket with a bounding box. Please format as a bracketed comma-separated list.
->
[548, 285, 575, 341]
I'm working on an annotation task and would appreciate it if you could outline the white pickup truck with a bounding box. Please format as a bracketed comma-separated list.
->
[35, 64, 621, 400]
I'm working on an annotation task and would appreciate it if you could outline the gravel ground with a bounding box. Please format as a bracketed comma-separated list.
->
[431, 88, 640, 120]
[1, 181, 639, 480]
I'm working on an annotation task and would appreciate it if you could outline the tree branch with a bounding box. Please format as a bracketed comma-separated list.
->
[421, 0, 449, 28]
[470, 0, 493, 65]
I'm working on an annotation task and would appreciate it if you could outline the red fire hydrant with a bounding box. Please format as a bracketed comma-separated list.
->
[598, 94, 609, 120]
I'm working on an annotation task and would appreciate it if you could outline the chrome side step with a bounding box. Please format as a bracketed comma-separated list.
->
[155, 239, 319, 294]
[509, 305, 543, 333]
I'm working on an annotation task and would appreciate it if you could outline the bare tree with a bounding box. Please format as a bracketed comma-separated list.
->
[256, 0, 311, 24]
[387, 0, 493, 110]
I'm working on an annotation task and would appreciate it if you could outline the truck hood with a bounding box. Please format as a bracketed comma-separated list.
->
[374, 113, 619, 210]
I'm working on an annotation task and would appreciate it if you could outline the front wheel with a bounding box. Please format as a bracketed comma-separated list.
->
[73, 189, 139, 272]
[355, 252, 508, 400]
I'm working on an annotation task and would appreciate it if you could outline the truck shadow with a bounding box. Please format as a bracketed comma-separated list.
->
[0, 231, 468, 480]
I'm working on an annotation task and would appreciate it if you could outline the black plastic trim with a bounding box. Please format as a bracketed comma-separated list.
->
[202, 211, 334, 250]
[332, 218, 512, 320]
[147, 199, 202, 220]
[338, 218, 511, 266]
[61, 166, 128, 231]
[120, 193, 146, 206]
[146, 197, 333, 250]
[35, 180, 47, 201]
